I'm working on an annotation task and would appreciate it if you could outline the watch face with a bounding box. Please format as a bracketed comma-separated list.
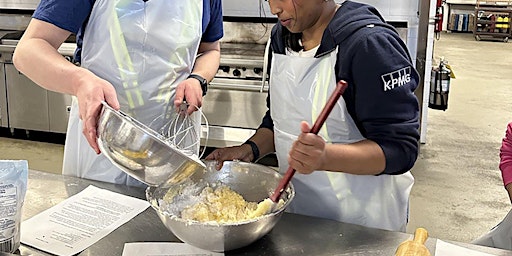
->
[199, 77, 207, 86]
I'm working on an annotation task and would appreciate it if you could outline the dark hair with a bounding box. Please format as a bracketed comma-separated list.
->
[284, 30, 303, 52]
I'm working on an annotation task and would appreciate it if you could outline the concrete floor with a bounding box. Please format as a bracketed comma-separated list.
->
[407, 32, 512, 243]
[0, 133, 64, 174]
[0, 32, 511, 245]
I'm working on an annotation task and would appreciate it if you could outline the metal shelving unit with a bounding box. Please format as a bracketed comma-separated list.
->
[474, 0, 512, 42]
[447, 2, 476, 33]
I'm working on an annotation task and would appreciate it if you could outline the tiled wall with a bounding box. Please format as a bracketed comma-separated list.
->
[357, 0, 420, 63]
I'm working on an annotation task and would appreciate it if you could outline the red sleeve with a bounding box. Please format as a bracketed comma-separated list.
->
[500, 122, 512, 186]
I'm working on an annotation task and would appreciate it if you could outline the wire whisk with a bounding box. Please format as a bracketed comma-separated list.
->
[149, 101, 209, 159]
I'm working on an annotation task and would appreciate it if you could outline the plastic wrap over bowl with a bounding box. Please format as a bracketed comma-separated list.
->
[146, 160, 295, 252]
[97, 101, 206, 186]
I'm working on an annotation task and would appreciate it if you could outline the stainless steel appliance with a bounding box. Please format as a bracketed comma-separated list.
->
[222, 0, 272, 18]
[202, 21, 273, 147]
[0, 64, 7, 128]
[5, 62, 50, 132]
[0, 0, 39, 10]
[48, 91, 72, 133]
[0, 11, 74, 135]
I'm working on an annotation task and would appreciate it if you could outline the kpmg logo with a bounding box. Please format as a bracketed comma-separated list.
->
[381, 67, 411, 91]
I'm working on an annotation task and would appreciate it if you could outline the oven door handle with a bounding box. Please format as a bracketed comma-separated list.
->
[209, 78, 269, 93]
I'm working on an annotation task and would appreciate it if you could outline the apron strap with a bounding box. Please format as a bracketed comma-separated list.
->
[109, 0, 144, 109]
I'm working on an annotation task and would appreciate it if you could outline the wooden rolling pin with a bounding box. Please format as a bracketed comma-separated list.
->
[395, 227, 431, 256]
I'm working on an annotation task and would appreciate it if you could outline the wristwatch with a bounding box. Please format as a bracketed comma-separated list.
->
[187, 74, 208, 96]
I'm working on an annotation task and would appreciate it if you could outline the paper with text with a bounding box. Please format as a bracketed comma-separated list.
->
[20, 185, 150, 256]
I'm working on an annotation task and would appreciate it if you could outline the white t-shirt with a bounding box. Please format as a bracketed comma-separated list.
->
[286, 45, 319, 58]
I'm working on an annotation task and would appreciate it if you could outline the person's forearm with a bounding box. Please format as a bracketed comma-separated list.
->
[247, 127, 275, 158]
[191, 41, 220, 82]
[321, 139, 386, 175]
[506, 183, 512, 203]
[13, 38, 85, 96]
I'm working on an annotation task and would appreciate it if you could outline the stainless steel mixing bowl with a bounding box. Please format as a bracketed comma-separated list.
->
[146, 160, 295, 252]
[97, 101, 206, 186]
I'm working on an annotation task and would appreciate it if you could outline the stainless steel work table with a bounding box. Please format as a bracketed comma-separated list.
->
[18, 170, 512, 255]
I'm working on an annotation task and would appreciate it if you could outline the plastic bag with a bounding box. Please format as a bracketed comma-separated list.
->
[472, 208, 512, 250]
[0, 160, 28, 253]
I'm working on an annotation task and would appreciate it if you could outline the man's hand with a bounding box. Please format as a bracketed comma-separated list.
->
[174, 77, 203, 115]
[74, 69, 119, 154]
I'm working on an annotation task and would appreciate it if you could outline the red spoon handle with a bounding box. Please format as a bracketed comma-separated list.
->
[270, 80, 348, 203]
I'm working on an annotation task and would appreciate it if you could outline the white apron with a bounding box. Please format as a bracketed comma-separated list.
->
[62, 0, 203, 186]
[270, 48, 415, 232]
[472, 208, 512, 250]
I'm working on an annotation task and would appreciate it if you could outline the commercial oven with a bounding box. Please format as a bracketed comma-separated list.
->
[202, 40, 270, 148]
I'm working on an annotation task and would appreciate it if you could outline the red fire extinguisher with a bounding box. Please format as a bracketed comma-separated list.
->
[434, 0, 445, 40]
[429, 58, 451, 111]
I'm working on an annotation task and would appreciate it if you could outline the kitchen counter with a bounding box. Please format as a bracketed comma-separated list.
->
[18, 170, 512, 255]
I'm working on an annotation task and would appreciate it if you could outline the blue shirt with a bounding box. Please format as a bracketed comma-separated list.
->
[33, 0, 223, 62]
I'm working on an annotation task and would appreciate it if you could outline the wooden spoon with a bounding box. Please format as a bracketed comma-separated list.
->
[249, 80, 349, 218]
[395, 227, 431, 256]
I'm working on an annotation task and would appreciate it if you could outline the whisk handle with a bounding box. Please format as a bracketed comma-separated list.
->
[270, 80, 348, 203]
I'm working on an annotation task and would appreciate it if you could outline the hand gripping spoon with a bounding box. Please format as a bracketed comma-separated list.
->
[250, 80, 349, 218]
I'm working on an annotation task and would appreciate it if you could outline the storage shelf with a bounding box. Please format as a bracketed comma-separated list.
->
[476, 19, 510, 23]
[475, 31, 511, 35]
[476, 6, 512, 12]
[473, 0, 512, 42]
[448, 8, 475, 33]
[476, 0, 512, 5]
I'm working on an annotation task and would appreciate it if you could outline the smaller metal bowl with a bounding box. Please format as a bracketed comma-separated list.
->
[97, 102, 206, 186]
[146, 160, 295, 252]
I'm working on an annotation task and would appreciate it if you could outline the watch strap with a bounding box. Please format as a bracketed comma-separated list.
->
[243, 140, 260, 162]
[187, 74, 208, 96]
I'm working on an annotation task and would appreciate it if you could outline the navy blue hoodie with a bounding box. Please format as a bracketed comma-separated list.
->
[259, 1, 420, 175]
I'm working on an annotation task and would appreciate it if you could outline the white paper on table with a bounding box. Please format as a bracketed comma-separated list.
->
[122, 242, 225, 256]
[435, 239, 496, 256]
[20, 185, 150, 256]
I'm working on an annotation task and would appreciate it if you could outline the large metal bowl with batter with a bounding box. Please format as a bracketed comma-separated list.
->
[146, 160, 295, 252]
[97, 101, 206, 186]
